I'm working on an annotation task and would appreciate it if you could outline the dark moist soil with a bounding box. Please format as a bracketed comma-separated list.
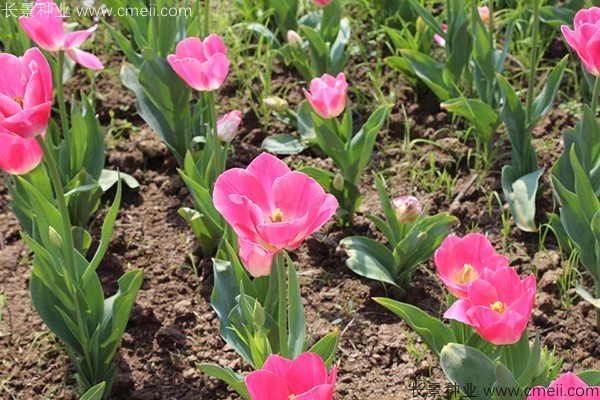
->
[1, 42, 600, 400]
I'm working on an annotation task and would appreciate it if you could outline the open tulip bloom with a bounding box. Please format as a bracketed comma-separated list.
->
[561, 7, 600, 78]
[527, 373, 599, 400]
[19, 0, 103, 70]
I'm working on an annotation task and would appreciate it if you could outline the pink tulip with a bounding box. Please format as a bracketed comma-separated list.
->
[287, 30, 303, 48]
[561, 7, 600, 76]
[444, 267, 536, 345]
[393, 196, 422, 224]
[434, 233, 508, 298]
[0, 128, 43, 175]
[245, 352, 337, 400]
[0, 48, 53, 139]
[213, 153, 338, 277]
[434, 24, 448, 47]
[303, 73, 348, 119]
[311, 0, 334, 6]
[217, 110, 242, 142]
[167, 35, 230, 91]
[527, 373, 599, 399]
[19, 0, 103, 70]
[478, 6, 490, 26]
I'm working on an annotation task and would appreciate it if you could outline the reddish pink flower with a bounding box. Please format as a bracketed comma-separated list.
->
[393, 196, 422, 224]
[444, 267, 536, 345]
[303, 73, 348, 119]
[19, 0, 103, 70]
[217, 110, 242, 142]
[434, 233, 508, 298]
[213, 153, 338, 277]
[478, 6, 490, 26]
[311, 0, 334, 6]
[0, 128, 43, 175]
[434, 24, 448, 47]
[0, 48, 52, 139]
[245, 352, 337, 400]
[167, 35, 230, 91]
[527, 373, 599, 400]
[561, 7, 600, 76]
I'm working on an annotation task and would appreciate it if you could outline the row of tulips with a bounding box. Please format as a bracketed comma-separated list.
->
[1, 1, 600, 400]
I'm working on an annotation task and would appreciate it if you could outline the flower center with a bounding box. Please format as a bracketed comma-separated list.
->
[491, 301, 508, 315]
[13, 96, 23, 108]
[452, 264, 479, 284]
[271, 208, 284, 223]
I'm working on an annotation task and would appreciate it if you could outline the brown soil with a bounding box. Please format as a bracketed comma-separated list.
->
[1, 23, 599, 400]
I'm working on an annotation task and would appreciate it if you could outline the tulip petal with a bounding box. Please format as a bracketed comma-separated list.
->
[18, 0, 66, 51]
[203, 34, 228, 58]
[0, 92, 23, 119]
[23, 49, 54, 107]
[64, 25, 98, 49]
[246, 153, 291, 209]
[262, 354, 293, 377]
[245, 370, 292, 400]
[238, 239, 274, 277]
[65, 48, 104, 70]
[0, 101, 52, 138]
[286, 353, 329, 396]
[174, 37, 206, 61]
[293, 384, 335, 400]
[443, 299, 472, 324]
[0, 54, 27, 99]
[469, 308, 526, 345]
[0, 128, 43, 175]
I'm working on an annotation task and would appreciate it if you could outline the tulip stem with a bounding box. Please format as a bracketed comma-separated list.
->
[203, 0, 210, 38]
[275, 252, 288, 358]
[208, 91, 221, 184]
[596, 281, 600, 333]
[525, 0, 540, 118]
[56, 51, 70, 145]
[591, 77, 600, 115]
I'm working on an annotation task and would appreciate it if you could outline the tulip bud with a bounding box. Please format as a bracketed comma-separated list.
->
[263, 96, 289, 114]
[253, 302, 266, 327]
[332, 173, 344, 191]
[287, 30, 303, 48]
[216, 110, 242, 142]
[393, 196, 422, 224]
[49, 226, 63, 248]
[416, 17, 426, 34]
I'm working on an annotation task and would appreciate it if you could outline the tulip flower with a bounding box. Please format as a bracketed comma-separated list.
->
[434, 233, 508, 298]
[245, 352, 337, 400]
[434, 24, 448, 47]
[213, 153, 338, 276]
[287, 30, 303, 48]
[434, 7, 490, 47]
[216, 110, 242, 142]
[0, 128, 43, 175]
[311, 0, 334, 6]
[263, 96, 289, 114]
[444, 267, 536, 345]
[167, 35, 230, 91]
[393, 196, 422, 224]
[19, 0, 103, 70]
[561, 7, 600, 76]
[303, 73, 348, 119]
[527, 372, 599, 400]
[0, 48, 53, 139]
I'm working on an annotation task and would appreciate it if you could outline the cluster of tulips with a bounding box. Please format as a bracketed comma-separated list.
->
[2, 0, 600, 399]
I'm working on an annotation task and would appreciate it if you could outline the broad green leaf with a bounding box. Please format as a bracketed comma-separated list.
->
[197, 364, 251, 400]
[494, 364, 525, 400]
[401, 49, 452, 101]
[441, 343, 496, 399]
[578, 370, 600, 386]
[308, 328, 340, 370]
[374, 298, 455, 358]
[441, 98, 499, 144]
[530, 56, 568, 125]
[80, 382, 106, 400]
[287, 258, 306, 358]
[340, 237, 398, 286]
[575, 283, 600, 308]
[262, 134, 308, 155]
[99, 169, 140, 191]
[246, 23, 281, 48]
[501, 167, 544, 232]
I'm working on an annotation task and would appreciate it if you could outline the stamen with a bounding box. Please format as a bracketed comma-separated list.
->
[271, 208, 284, 223]
[451, 264, 479, 284]
[491, 301, 507, 315]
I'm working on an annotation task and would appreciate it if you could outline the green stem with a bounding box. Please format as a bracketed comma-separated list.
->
[36, 136, 96, 384]
[596, 280, 600, 333]
[591, 77, 600, 115]
[208, 91, 221, 183]
[203, 0, 210, 38]
[56, 51, 69, 142]
[275, 252, 288, 358]
[525, 0, 540, 117]
[501, 344, 514, 373]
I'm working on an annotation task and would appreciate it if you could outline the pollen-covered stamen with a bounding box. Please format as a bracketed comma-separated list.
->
[271, 208, 284, 223]
[451, 263, 480, 284]
[13, 96, 24, 108]
[491, 301, 508, 315]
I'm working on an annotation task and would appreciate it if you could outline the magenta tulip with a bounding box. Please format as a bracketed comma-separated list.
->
[444, 267, 536, 345]
[527, 373, 599, 400]
[393, 196, 422, 224]
[19, 0, 103, 70]
[311, 0, 334, 6]
[167, 35, 230, 91]
[434, 233, 508, 298]
[561, 7, 600, 76]
[0, 128, 43, 175]
[434, 24, 448, 47]
[245, 352, 337, 400]
[303, 73, 348, 119]
[213, 153, 338, 277]
[217, 110, 242, 142]
[0, 48, 53, 139]
[287, 30, 303, 48]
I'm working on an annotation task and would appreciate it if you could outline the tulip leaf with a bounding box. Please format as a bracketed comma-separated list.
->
[493, 364, 525, 400]
[287, 257, 306, 359]
[440, 343, 497, 400]
[400, 49, 452, 101]
[374, 298, 455, 358]
[262, 134, 308, 155]
[80, 382, 106, 400]
[501, 166, 544, 232]
[530, 56, 567, 126]
[98, 169, 140, 192]
[197, 364, 250, 400]
[246, 23, 281, 49]
[441, 98, 499, 144]
[577, 370, 600, 386]
[575, 283, 600, 308]
[308, 328, 341, 370]
[330, 18, 350, 74]
[340, 237, 398, 287]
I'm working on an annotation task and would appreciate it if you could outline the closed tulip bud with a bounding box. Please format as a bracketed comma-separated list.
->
[253, 302, 266, 327]
[287, 30, 303, 48]
[303, 73, 348, 119]
[216, 110, 242, 142]
[416, 17, 426, 34]
[393, 196, 422, 224]
[49, 226, 63, 248]
[332, 173, 344, 191]
[263, 96, 289, 114]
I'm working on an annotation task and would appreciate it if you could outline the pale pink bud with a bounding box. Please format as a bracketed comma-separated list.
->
[216, 110, 242, 142]
[287, 30, 303, 48]
[393, 196, 422, 224]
